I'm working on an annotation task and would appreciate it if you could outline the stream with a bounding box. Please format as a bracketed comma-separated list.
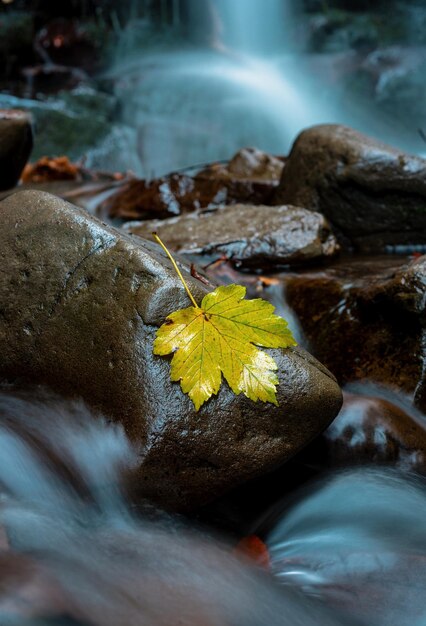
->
[0, 386, 361, 626]
[2, 0, 426, 623]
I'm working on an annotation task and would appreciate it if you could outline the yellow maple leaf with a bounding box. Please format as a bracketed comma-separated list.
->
[152, 234, 297, 411]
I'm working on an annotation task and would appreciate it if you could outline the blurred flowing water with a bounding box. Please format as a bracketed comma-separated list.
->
[109, 0, 329, 177]
[104, 0, 424, 177]
[264, 467, 426, 626]
[0, 387, 361, 626]
[2, 388, 426, 624]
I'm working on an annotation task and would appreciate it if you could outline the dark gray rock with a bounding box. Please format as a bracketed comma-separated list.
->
[126, 203, 339, 270]
[0, 190, 342, 510]
[0, 110, 33, 190]
[274, 124, 426, 252]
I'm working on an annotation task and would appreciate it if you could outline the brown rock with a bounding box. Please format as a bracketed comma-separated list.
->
[200, 147, 285, 183]
[104, 148, 284, 222]
[274, 124, 426, 252]
[103, 173, 210, 221]
[284, 255, 426, 406]
[126, 203, 339, 270]
[0, 110, 33, 190]
[0, 190, 342, 511]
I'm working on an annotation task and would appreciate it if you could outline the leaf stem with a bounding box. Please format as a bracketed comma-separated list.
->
[152, 232, 200, 309]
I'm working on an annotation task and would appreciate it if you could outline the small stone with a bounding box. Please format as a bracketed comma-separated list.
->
[200, 146, 284, 183]
[323, 390, 426, 472]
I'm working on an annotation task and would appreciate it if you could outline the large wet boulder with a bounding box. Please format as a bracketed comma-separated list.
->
[274, 124, 426, 252]
[0, 109, 33, 190]
[0, 190, 342, 511]
[284, 255, 426, 409]
[126, 203, 339, 270]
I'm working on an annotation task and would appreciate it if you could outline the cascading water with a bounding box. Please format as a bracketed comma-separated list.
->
[209, 0, 293, 56]
[107, 0, 326, 177]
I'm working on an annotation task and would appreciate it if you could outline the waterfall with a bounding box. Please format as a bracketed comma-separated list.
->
[213, 0, 293, 56]
[106, 0, 321, 177]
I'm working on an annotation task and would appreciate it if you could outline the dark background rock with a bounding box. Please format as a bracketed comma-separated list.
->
[283, 255, 426, 407]
[0, 189, 342, 511]
[0, 87, 117, 162]
[126, 203, 339, 270]
[0, 109, 33, 189]
[274, 124, 426, 252]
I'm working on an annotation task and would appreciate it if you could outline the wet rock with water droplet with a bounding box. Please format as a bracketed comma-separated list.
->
[313, 390, 426, 472]
[104, 148, 284, 222]
[126, 203, 339, 270]
[0, 109, 33, 190]
[0, 189, 342, 511]
[274, 124, 426, 252]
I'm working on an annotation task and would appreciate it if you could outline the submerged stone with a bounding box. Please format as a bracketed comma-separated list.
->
[126, 203, 339, 270]
[274, 124, 426, 252]
[0, 190, 342, 511]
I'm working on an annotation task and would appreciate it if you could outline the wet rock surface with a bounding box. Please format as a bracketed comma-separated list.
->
[0, 109, 33, 190]
[199, 147, 284, 184]
[322, 389, 426, 472]
[0, 189, 342, 511]
[105, 148, 284, 222]
[104, 172, 280, 222]
[284, 255, 426, 406]
[126, 203, 339, 269]
[274, 124, 426, 252]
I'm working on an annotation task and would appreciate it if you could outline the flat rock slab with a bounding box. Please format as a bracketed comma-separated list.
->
[0, 190, 342, 510]
[126, 203, 339, 270]
[274, 124, 426, 252]
[0, 109, 33, 190]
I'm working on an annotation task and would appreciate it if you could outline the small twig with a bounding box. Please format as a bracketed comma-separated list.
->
[190, 264, 210, 285]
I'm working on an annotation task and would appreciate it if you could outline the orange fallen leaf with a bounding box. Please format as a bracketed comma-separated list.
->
[234, 535, 270, 570]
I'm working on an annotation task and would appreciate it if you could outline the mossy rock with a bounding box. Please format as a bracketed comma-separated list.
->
[0, 87, 117, 161]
